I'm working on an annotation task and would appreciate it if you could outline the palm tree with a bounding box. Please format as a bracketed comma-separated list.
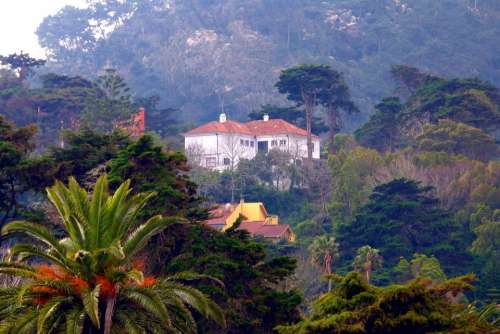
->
[353, 245, 383, 284]
[308, 235, 340, 291]
[0, 175, 225, 334]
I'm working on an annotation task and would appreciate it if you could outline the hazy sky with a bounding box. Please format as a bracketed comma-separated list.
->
[0, 0, 86, 58]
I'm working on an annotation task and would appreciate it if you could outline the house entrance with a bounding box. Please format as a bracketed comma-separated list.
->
[257, 141, 268, 154]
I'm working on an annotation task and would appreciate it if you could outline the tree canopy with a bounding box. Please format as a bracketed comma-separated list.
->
[276, 272, 497, 334]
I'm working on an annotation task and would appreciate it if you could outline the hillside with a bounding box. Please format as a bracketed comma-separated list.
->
[37, 0, 500, 128]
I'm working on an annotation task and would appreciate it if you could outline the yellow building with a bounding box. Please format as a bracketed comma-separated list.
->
[205, 200, 295, 242]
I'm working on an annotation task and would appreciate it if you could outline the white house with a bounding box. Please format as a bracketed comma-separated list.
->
[184, 113, 320, 170]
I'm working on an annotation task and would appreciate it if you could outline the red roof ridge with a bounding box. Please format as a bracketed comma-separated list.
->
[184, 120, 253, 136]
[184, 118, 319, 138]
[237, 221, 292, 238]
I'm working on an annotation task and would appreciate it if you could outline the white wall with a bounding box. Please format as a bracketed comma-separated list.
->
[185, 132, 320, 170]
[257, 134, 320, 159]
[185, 133, 257, 170]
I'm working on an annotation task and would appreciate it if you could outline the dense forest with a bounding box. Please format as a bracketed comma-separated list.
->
[0, 0, 500, 333]
[36, 0, 500, 127]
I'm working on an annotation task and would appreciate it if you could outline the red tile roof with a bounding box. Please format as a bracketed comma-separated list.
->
[184, 118, 318, 139]
[256, 224, 292, 238]
[184, 120, 254, 136]
[238, 221, 266, 234]
[238, 221, 292, 239]
[246, 119, 319, 139]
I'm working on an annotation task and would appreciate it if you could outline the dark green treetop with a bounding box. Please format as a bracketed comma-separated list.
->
[415, 119, 499, 161]
[354, 97, 404, 152]
[0, 52, 46, 80]
[276, 272, 497, 334]
[159, 221, 302, 334]
[108, 135, 204, 220]
[337, 178, 469, 273]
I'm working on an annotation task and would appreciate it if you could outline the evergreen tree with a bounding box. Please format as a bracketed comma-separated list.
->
[0, 116, 56, 227]
[338, 178, 467, 272]
[276, 65, 334, 159]
[108, 135, 205, 220]
[0, 52, 45, 81]
[276, 272, 498, 334]
[158, 222, 302, 333]
[354, 97, 403, 152]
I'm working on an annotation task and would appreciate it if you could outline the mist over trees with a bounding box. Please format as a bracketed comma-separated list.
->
[36, 0, 500, 128]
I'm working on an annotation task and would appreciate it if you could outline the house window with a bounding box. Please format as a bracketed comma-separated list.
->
[223, 158, 231, 165]
[271, 140, 277, 147]
[250, 141, 254, 147]
[240, 139, 244, 145]
[245, 140, 249, 146]
[279, 139, 287, 146]
[206, 157, 216, 167]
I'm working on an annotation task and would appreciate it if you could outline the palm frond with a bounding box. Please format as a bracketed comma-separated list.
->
[102, 179, 132, 244]
[89, 174, 109, 249]
[82, 285, 101, 329]
[158, 283, 226, 328]
[162, 272, 225, 287]
[36, 296, 68, 334]
[123, 216, 181, 260]
[65, 306, 85, 334]
[114, 191, 157, 238]
[0, 262, 37, 279]
[46, 180, 86, 247]
[114, 312, 146, 334]
[9, 244, 72, 273]
[122, 287, 172, 328]
[3, 308, 38, 334]
[2, 221, 67, 258]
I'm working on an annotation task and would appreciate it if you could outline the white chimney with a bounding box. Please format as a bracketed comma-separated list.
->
[219, 113, 227, 123]
[263, 114, 269, 122]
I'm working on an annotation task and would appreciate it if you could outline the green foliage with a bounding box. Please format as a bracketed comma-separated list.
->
[35, 0, 500, 130]
[394, 254, 447, 283]
[354, 97, 404, 151]
[309, 236, 340, 274]
[337, 178, 468, 274]
[49, 127, 131, 183]
[0, 175, 225, 333]
[108, 135, 205, 220]
[308, 235, 340, 292]
[81, 68, 135, 132]
[0, 116, 56, 226]
[470, 219, 500, 291]
[390, 64, 441, 95]
[358, 67, 500, 153]
[415, 119, 499, 161]
[353, 246, 383, 284]
[329, 145, 386, 224]
[276, 64, 337, 158]
[276, 64, 358, 153]
[156, 222, 302, 333]
[0, 70, 136, 147]
[405, 77, 500, 134]
[0, 52, 45, 80]
[276, 272, 498, 334]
